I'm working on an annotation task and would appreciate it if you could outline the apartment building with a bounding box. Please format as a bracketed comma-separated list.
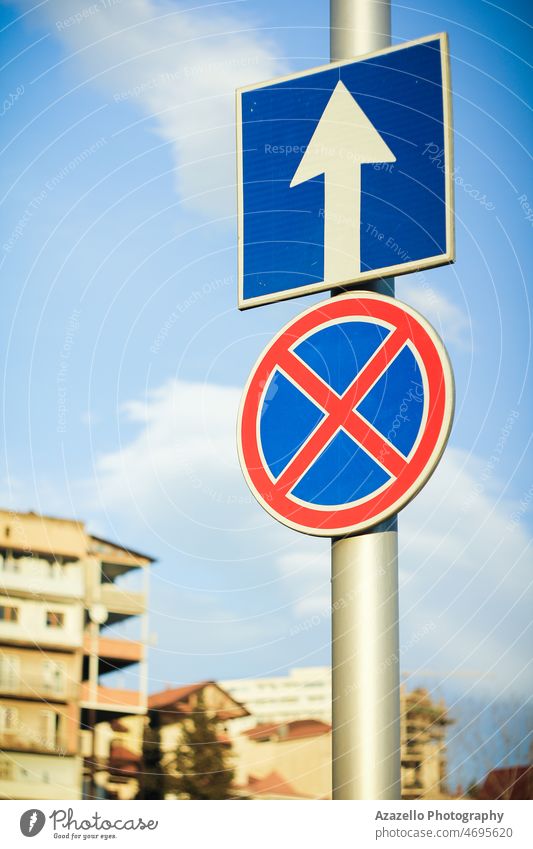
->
[0, 509, 154, 801]
[401, 687, 452, 799]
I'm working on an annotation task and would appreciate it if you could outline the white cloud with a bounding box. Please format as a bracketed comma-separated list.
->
[92, 376, 332, 614]
[398, 445, 532, 693]
[90, 377, 532, 694]
[398, 278, 472, 351]
[93, 378, 246, 537]
[19, 0, 285, 218]
[276, 548, 330, 617]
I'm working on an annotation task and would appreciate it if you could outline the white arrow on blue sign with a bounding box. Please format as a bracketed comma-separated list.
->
[237, 33, 454, 309]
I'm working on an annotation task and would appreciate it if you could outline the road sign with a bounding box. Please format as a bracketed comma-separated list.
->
[237, 292, 454, 536]
[237, 32, 454, 309]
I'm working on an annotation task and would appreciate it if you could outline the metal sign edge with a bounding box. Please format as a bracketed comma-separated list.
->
[236, 31, 454, 310]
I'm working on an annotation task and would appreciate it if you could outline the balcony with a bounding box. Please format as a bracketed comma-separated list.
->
[402, 784, 424, 799]
[0, 674, 77, 701]
[0, 567, 83, 601]
[0, 618, 83, 650]
[83, 634, 142, 667]
[0, 752, 81, 799]
[401, 746, 426, 760]
[97, 584, 145, 617]
[89, 536, 152, 577]
[80, 682, 144, 713]
[0, 776, 80, 800]
[0, 730, 75, 756]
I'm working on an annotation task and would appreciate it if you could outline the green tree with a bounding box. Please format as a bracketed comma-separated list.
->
[174, 695, 234, 800]
[465, 779, 481, 799]
[136, 710, 167, 799]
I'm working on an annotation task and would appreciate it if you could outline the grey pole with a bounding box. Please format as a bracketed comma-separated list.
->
[330, 0, 401, 800]
[330, 0, 391, 60]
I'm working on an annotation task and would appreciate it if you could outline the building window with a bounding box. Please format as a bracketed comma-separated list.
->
[0, 605, 18, 622]
[40, 710, 57, 748]
[0, 551, 19, 572]
[43, 660, 65, 695]
[0, 706, 19, 733]
[0, 758, 12, 780]
[0, 655, 20, 689]
[48, 560, 64, 579]
[46, 611, 65, 628]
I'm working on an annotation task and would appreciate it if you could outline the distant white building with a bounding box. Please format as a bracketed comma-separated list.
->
[221, 667, 331, 733]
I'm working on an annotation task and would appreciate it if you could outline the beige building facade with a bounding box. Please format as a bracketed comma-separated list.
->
[233, 719, 332, 799]
[0, 509, 154, 801]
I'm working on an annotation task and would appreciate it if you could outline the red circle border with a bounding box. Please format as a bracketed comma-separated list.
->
[238, 293, 454, 536]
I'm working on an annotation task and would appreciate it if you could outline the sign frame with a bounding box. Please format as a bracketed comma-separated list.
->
[237, 292, 455, 536]
[236, 32, 454, 310]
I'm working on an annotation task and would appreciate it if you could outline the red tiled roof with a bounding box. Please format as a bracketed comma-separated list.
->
[148, 681, 249, 717]
[148, 682, 210, 709]
[109, 745, 140, 765]
[244, 719, 331, 742]
[284, 719, 331, 739]
[243, 722, 279, 740]
[477, 765, 533, 800]
[246, 771, 312, 799]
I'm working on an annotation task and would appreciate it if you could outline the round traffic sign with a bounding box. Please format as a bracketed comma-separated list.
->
[238, 292, 454, 536]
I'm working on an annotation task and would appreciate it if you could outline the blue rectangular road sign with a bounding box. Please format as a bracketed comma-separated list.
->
[237, 33, 454, 309]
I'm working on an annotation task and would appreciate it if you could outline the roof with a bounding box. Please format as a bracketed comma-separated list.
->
[109, 744, 140, 765]
[244, 719, 331, 742]
[476, 765, 533, 800]
[89, 534, 156, 563]
[148, 682, 210, 710]
[244, 771, 312, 799]
[0, 509, 84, 528]
[148, 681, 249, 717]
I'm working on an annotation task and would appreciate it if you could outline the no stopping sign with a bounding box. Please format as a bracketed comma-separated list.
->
[237, 292, 454, 536]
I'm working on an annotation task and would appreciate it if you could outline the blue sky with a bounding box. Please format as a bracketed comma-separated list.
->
[0, 0, 531, 786]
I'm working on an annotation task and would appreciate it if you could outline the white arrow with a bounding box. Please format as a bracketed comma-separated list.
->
[290, 80, 396, 285]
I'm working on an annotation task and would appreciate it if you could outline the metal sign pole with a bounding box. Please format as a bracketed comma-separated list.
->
[330, 0, 401, 800]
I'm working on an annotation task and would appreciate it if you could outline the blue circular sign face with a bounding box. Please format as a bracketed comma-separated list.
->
[260, 318, 425, 508]
[238, 293, 454, 536]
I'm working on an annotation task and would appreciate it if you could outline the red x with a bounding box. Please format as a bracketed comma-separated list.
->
[273, 328, 409, 497]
